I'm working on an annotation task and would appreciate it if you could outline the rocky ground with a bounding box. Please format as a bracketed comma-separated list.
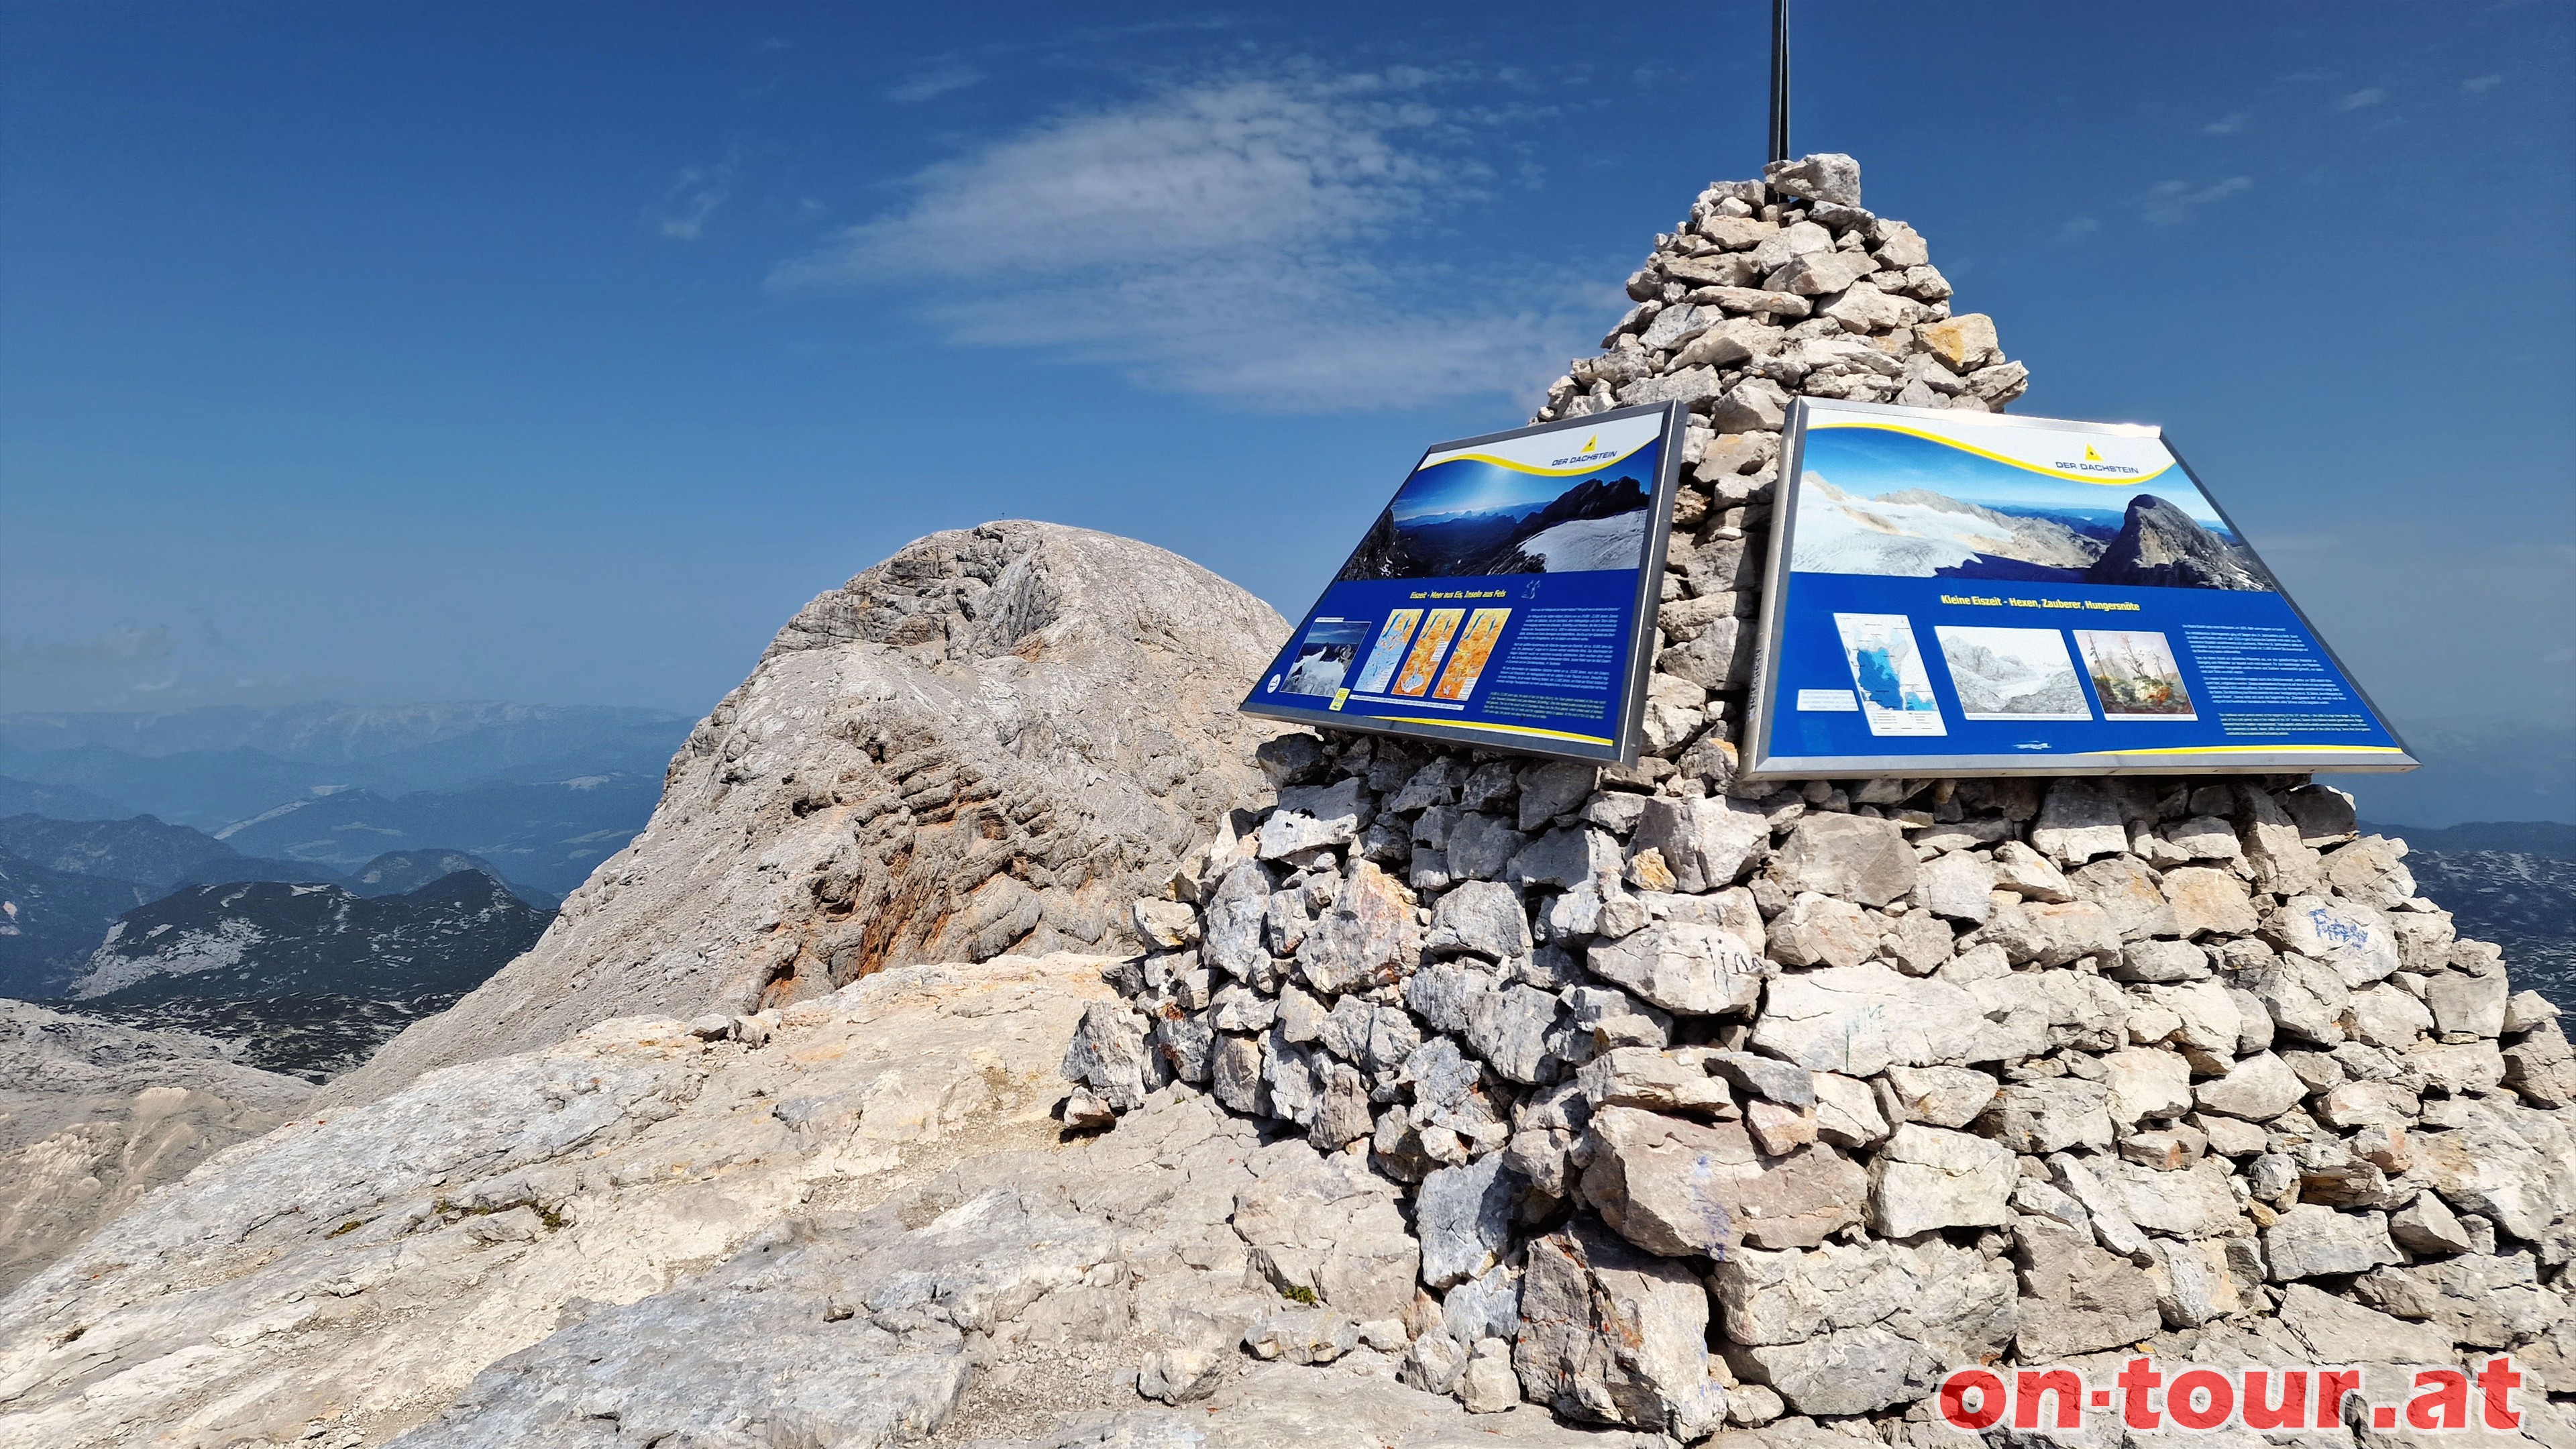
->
[0, 1002, 313, 1299]
[0, 954, 1661, 1449]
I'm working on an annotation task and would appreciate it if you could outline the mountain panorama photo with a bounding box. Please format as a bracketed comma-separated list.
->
[1336, 462, 1658, 582]
[1788, 424, 2279, 590]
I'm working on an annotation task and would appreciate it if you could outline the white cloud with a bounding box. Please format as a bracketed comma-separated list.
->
[2137, 176, 2253, 225]
[2202, 112, 2248, 136]
[887, 64, 985, 103]
[2465, 74, 2504, 93]
[653, 156, 737, 241]
[2335, 87, 2387, 112]
[774, 72, 1595, 412]
[2057, 216, 2102, 240]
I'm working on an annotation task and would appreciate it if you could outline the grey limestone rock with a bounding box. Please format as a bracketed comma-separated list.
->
[1979, 1078, 2114, 1153]
[1426, 879, 1532, 961]
[1295, 859, 1419, 997]
[2031, 780, 2128, 865]
[2013, 1218, 2161, 1359]
[1752, 963, 1986, 1076]
[0, 1000, 315, 1296]
[1580, 1105, 1864, 1255]
[1464, 983, 1564, 1084]
[1771, 812, 1918, 907]
[1714, 1238, 2014, 1415]
[1868, 1124, 2015, 1236]
[1631, 795, 1770, 893]
[1766, 892, 1878, 969]
[1582, 920, 1768, 1016]
[2271, 893, 2403, 988]
[1417, 1154, 1521, 1289]
[1766, 152, 1862, 207]
[1921, 849, 1997, 923]
[1259, 778, 1368, 859]
[2263, 1204, 2404, 1281]
[2194, 1051, 2308, 1121]
[1064, 1001, 1159, 1110]
[1513, 1220, 1718, 1436]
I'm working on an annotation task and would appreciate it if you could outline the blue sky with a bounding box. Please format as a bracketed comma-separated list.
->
[2, 2, 2570, 815]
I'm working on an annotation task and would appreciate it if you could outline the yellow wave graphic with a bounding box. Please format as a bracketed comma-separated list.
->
[1426, 439, 1655, 478]
[1809, 421, 2175, 488]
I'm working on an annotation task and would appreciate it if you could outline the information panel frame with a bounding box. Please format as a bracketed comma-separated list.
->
[1744, 396, 2418, 780]
[1242, 402, 1688, 766]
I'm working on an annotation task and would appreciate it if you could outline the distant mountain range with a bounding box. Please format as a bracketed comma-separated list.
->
[2371, 820, 2576, 1016]
[0, 818, 550, 1000]
[0, 813, 333, 893]
[71, 871, 548, 1004]
[210, 773, 658, 894]
[0, 703, 670, 1066]
[0, 701, 691, 832]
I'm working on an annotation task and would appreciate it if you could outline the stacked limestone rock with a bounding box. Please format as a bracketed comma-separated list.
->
[1065, 155, 2576, 1446]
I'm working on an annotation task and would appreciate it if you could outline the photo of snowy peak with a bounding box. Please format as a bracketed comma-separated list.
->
[1789, 425, 2278, 590]
[1335, 445, 1660, 582]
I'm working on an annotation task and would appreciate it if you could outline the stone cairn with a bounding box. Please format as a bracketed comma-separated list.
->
[1064, 156, 2576, 1443]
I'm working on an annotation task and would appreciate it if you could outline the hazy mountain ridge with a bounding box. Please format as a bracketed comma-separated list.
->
[0, 700, 688, 768]
[211, 771, 662, 894]
[0, 702, 692, 835]
[0, 775, 138, 821]
[0, 812, 323, 892]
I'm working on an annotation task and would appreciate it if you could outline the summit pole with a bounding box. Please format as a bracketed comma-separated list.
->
[1767, 0, 1791, 165]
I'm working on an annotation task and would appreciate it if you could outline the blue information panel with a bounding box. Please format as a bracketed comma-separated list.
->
[1242, 403, 1686, 765]
[1747, 398, 2416, 777]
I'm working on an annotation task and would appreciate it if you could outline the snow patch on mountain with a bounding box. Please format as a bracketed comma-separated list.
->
[1789, 474, 2017, 576]
[1517, 512, 1648, 572]
[71, 916, 264, 999]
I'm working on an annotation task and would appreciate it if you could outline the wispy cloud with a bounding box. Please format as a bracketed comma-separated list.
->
[2335, 87, 2387, 112]
[2201, 112, 2249, 136]
[2465, 74, 2504, 93]
[2137, 176, 2253, 225]
[887, 64, 985, 103]
[653, 154, 739, 241]
[773, 69, 1593, 412]
[2057, 216, 2102, 241]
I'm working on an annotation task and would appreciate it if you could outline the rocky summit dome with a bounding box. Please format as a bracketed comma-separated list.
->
[323, 519, 1285, 1110]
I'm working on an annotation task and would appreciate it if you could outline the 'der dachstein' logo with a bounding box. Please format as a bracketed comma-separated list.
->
[1548, 432, 1620, 468]
[2058, 439, 2143, 477]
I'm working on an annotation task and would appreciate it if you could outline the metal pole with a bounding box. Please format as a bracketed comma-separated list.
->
[1767, 0, 1791, 165]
